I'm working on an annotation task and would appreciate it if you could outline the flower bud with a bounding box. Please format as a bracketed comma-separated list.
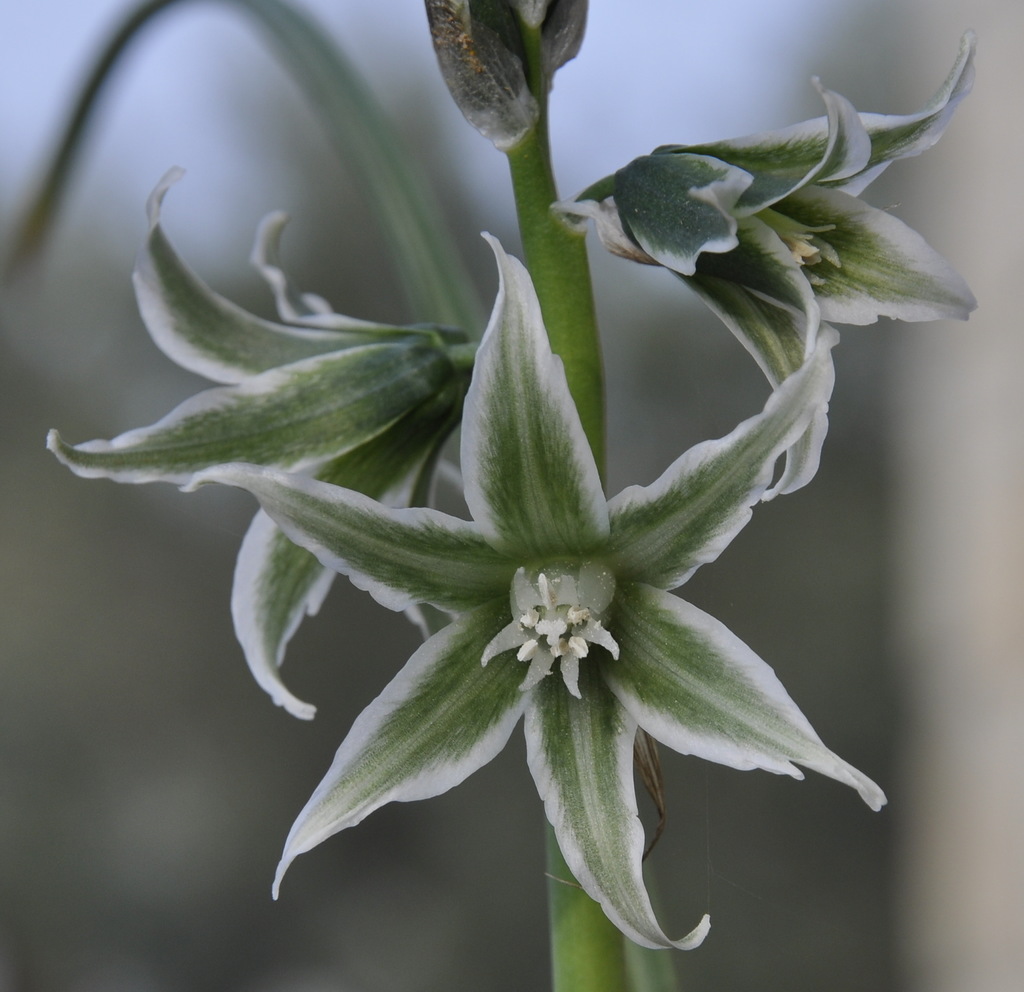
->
[425, 0, 538, 150]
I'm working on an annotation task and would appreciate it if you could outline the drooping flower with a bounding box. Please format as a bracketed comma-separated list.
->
[561, 33, 976, 490]
[48, 169, 472, 718]
[194, 235, 885, 949]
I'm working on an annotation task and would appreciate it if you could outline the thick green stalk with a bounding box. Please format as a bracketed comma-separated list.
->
[505, 18, 623, 992]
[546, 825, 628, 992]
[504, 30, 605, 472]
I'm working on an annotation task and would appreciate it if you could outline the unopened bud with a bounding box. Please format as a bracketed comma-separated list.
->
[425, 0, 538, 150]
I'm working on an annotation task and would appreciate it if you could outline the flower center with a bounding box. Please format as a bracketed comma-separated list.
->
[757, 206, 840, 279]
[481, 563, 620, 698]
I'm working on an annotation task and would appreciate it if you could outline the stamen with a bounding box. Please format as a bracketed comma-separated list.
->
[757, 206, 840, 269]
[480, 563, 619, 696]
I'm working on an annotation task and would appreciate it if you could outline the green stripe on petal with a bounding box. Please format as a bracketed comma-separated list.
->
[667, 80, 872, 214]
[232, 394, 462, 719]
[192, 463, 513, 614]
[604, 583, 886, 810]
[837, 31, 976, 195]
[526, 667, 710, 950]
[779, 186, 976, 324]
[461, 236, 609, 557]
[608, 327, 837, 589]
[273, 599, 525, 896]
[686, 275, 810, 388]
[664, 125, 830, 217]
[47, 342, 451, 484]
[136, 170, 414, 383]
[694, 215, 820, 332]
[614, 154, 752, 275]
[684, 277, 829, 498]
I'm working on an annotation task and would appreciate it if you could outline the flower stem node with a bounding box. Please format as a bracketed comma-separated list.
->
[483, 564, 619, 697]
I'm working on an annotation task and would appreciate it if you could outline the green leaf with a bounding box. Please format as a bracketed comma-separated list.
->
[48, 341, 451, 483]
[193, 463, 514, 614]
[604, 583, 886, 809]
[614, 154, 752, 276]
[10, 0, 482, 330]
[526, 666, 710, 950]
[462, 237, 609, 558]
[607, 327, 837, 589]
[273, 599, 525, 895]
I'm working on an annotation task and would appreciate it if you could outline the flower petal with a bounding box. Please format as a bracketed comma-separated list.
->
[779, 186, 976, 324]
[605, 583, 886, 809]
[832, 31, 976, 195]
[251, 210, 360, 324]
[191, 463, 512, 614]
[525, 667, 710, 949]
[607, 326, 838, 589]
[693, 215, 821, 347]
[232, 397, 459, 719]
[233, 511, 332, 720]
[461, 236, 608, 557]
[274, 599, 526, 896]
[804, 80, 873, 187]
[684, 277, 830, 498]
[135, 170, 411, 383]
[667, 81, 871, 214]
[613, 154, 753, 275]
[47, 341, 452, 484]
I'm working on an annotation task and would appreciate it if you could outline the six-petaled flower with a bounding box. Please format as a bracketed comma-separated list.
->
[194, 237, 885, 950]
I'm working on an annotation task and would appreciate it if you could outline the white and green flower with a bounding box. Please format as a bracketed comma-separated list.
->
[562, 33, 976, 401]
[195, 236, 885, 949]
[48, 169, 471, 718]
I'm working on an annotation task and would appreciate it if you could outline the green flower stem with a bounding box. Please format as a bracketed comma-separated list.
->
[506, 18, 622, 992]
[504, 28, 605, 475]
[546, 824, 628, 992]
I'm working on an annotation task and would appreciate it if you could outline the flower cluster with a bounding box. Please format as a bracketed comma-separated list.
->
[561, 33, 976, 486]
[46, 21, 976, 955]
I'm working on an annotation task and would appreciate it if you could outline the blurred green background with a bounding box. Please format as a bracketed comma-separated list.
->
[1, 1, 1016, 990]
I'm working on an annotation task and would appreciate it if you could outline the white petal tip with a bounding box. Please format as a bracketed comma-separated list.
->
[861, 783, 888, 812]
[277, 695, 317, 721]
[271, 858, 291, 901]
[676, 913, 711, 950]
[145, 166, 186, 230]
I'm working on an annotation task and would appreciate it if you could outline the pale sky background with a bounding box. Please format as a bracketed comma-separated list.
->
[2, 0, 895, 276]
